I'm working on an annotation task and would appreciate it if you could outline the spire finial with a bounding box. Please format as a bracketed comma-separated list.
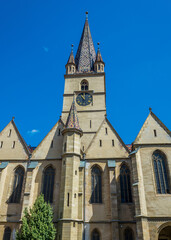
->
[85, 11, 88, 20]
[12, 116, 15, 121]
[71, 44, 74, 52]
[149, 107, 152, 112]
[97, 42, 100, 50]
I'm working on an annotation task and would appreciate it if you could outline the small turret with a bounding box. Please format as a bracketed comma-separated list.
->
[65, 44, 76, 74]
[94, 42, 105, 73]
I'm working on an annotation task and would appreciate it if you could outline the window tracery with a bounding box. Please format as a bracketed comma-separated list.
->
[42, 166, 55, 203]
[91, 166, 102, 203]
[120, 164, 132, 203]
[81, 80, 89, 91]
[10, 166, 24, 203]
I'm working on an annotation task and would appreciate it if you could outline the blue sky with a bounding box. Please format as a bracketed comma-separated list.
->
[0, 0, 171, 146]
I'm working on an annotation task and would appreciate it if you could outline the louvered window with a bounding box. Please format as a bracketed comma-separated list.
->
[42, 166, 55, 203]
[92, 229, 100, 240]
[153, 150, 170, 194]
[120, 164, 132, 203]
[3, 227, 11, 240]
[10, 167, 24, 203]
[124, 228, 134, 240]
[91, 166, 102, 203]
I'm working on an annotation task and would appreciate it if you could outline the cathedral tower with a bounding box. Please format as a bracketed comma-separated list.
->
[62, 12, 106, 151]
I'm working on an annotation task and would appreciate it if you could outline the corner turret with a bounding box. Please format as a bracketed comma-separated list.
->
[65, 44, 76, 74]
[94, 42, 105, 73]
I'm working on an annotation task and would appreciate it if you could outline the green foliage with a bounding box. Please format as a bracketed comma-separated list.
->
[16, 194, 56, 240]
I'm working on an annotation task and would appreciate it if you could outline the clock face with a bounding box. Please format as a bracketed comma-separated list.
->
[76, 92, 92, 106]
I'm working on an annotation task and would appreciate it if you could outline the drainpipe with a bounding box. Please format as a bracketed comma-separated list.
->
[83, 153, 86, 240]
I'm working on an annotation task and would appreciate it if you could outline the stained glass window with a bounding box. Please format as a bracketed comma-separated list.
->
[120, 164, 132, 203]
[124, 228, 134, 240]
[153, 150, 170, 194]
[3, 227, 11, 240]
[42, 166, 55, 203]
[92, 229, 100, 240]
[91, 166, 102, 203]
[10, 166, 24, 203]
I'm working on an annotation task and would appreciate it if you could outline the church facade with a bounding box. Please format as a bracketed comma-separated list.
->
[0, 13, 171, 240]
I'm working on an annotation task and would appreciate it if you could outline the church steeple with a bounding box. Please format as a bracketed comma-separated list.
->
[75, 12, 96, 73]
[94, 42, 105, 73]
[65, 44, 76, 74]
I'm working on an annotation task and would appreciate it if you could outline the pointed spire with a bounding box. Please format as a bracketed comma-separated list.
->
[75, 12, 96, 72]
[67, 44, 75, 65]
[65, 100, 82, 131]
[95, 42, 104, 63]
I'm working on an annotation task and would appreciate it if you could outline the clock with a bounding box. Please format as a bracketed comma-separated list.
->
[76, 92, 92, 106]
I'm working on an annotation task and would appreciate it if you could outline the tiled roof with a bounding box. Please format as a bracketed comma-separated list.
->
[65, 101, 82, 131]
[75, 17, 96, 72]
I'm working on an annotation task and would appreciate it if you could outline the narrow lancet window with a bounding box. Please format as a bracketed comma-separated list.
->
[10, 166, 24, 203]
[91, 166, 102, 203]
[42, 166, 55, 203]
[153, 150, 170, 194]
[92, 229, 100, 240]
[3, 227, 11, 240]
[120, 164, 132, 203]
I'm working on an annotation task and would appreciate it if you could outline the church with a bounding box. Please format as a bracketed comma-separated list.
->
[0, 13, 171, 240]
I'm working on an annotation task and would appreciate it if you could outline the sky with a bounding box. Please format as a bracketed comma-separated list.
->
[0, 0, 171, 146]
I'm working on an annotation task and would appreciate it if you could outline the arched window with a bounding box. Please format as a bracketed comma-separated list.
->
[91, 166, 102, 203]
[92, 229, 100, 240]
[124, 227, 134, 240]
[10, 166, 24, 203]
[152, 150, 170, 194]
[3, 227, 11, 240]
[120, 164, 132, 203]
[81, 80, 88, 91]
[42, 166, 55, 203]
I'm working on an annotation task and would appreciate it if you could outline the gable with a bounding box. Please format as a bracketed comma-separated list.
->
[85, 118, 129, 159]
[0, 120, 29, 160]
[31, 120, 64, 160]
[134, 112, 171, 145]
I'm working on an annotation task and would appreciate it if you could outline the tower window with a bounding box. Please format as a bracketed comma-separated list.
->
[58, 128, 61, 136]
[12, 141, 15, 149]
[8, 129, 12, 137]
[67, 193, 70, 206]
[105, 128, 108, 135]
[73, 222, 76, 227]
[98, 65, 100, 70]
[75, 170, 77, 175]
[81, 80, 89, 91]
[154, 129, 157, 137]
[112, 139, 114, 146]
[74, 193, 76, 198]
[64, 142, 66, 152]
[90, 120, 92, 128]
[99, 140, 102, 147]
[0, 141, 3, 148]
[69, 66, 71, 71]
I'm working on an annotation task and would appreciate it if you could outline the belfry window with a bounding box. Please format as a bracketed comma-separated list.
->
[120, 164, 132, 203]
[42, 166, 55, 203]
[10, 166, 24, 203]
[81, 80, 88, 91]
[153, 150, 170, 194]
[91, 229, 100, 240]
[124, 227, 134, 240]
[3, 227, 11, 240]
[91, 166, 102, 203]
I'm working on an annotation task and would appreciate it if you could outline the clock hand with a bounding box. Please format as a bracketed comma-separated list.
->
[81, 94, 85, 100]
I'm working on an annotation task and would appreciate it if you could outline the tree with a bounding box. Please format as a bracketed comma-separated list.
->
[16, 194, 56, 240]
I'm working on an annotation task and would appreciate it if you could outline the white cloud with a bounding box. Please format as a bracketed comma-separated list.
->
[43, 46, 49, 52]
[27, 129, 40, 135]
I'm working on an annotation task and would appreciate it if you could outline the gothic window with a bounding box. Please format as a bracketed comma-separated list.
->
[124, 227, 134, 240]
[91, 166, 102, 203]
[10, 166, 24, 203]
[120, 164, 132, 203]
[81, 80, 88, 91]
[92, 229, 100, 240]
[153, 150, 170, 194]
[42, 166, 55, 203]
[3, 227, 11, 240]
